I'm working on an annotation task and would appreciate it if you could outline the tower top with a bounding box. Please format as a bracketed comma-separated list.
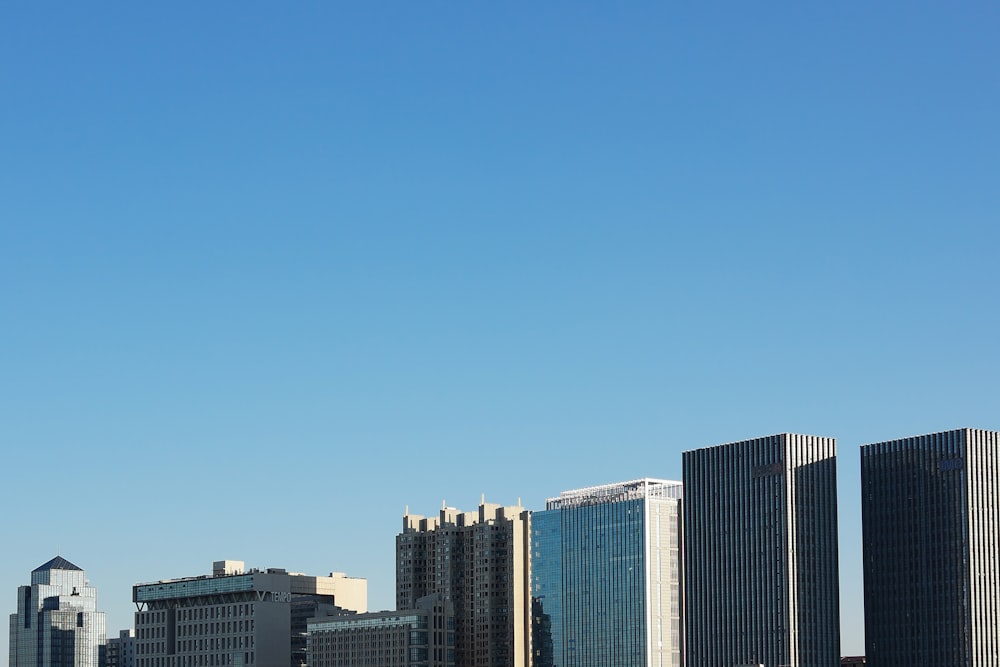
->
[33, 556, 82, 573]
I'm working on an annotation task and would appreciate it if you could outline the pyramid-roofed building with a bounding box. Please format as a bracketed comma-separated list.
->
[32, 555, 83, 572]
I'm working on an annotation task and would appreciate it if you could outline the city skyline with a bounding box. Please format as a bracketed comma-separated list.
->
[6, 428, 996, 664]
[13, 430, 998, 667]
[2, 2, 999, 665]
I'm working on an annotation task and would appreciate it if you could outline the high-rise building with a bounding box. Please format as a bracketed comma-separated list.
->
[683, 433, 840, 667]
[9, 556, 107, 667]
[861, 428, 1000, 666]
[531, 478, 683, 667]
[102, 630, 136, 667]
[132, 560, 366, 667]
[397, 499, 531, 667]
[307, 593, 454, 667]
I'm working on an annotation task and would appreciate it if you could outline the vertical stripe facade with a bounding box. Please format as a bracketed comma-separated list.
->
[683, 434, 840, 667]
[861, 428, 1000, 666]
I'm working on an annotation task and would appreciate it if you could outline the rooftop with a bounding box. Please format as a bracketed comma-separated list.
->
[33, 556, 83, 573]
[546, 478, 682, 510]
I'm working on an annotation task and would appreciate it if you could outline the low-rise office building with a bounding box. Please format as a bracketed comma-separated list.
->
[133, 560, 365, 667]
[307, 593, 454, 667]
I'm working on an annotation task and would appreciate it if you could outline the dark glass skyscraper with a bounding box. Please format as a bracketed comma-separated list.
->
[683, 433, 840, 667]
[531, 479, 683, 667]
[861, 428, 1000, 666]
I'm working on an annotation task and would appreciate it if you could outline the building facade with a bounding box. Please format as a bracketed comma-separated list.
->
[397, 499, 531, 667]
[102, 630, 136, 667]
[683, 433, 840, 667]
[9, 556, 107, 667]
[132, 560, 366, 667]
[861, 428, 1000, 666]
[307, 593, 454, 667]
[531, 479, 683, 667]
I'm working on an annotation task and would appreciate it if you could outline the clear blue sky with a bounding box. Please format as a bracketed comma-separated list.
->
[2, 1, 998, 660]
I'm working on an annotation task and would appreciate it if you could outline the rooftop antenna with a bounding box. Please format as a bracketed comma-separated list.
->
[481, 493, 485, 504]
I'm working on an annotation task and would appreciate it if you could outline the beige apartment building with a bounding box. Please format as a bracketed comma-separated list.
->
[397, 499, 531, 667]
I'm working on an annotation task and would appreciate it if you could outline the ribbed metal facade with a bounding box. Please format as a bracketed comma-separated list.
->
[861, 428, 1000, 666]
[683, 434, 840, 667]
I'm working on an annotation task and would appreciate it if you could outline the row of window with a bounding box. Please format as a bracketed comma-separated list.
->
[136, 652, 254, 667]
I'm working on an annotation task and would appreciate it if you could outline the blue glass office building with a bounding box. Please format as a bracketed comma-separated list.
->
[531, 479, 683, 667]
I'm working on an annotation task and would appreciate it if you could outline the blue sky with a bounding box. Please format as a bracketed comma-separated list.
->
[1, 1, 998, 659]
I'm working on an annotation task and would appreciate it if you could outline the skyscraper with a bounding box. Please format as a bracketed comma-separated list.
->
[861, 428, 1000, 665]
[683, 433, 840, 667]
[397, 499, 531, 667]
[9, 556, 107, 667]
[531, 478, 683, 667]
